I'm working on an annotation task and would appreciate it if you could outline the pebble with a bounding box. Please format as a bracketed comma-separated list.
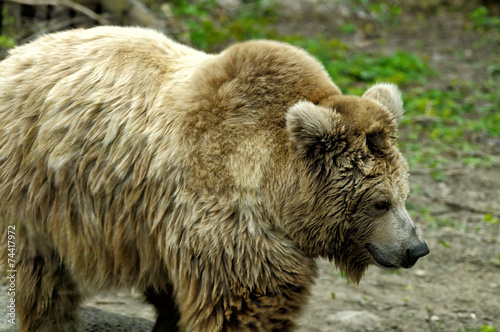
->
[414, 269, 427, 277]
[456, 312, 477, 320]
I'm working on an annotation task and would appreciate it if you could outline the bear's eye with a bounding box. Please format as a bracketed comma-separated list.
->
[374, 199, 391, 211]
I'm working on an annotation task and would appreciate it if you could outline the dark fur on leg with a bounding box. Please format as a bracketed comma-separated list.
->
[145, 285, 181, 332]
[16, 251, 81, 332]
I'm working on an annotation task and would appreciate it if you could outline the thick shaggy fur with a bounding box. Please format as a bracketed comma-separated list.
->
[0, 26, 418, 331]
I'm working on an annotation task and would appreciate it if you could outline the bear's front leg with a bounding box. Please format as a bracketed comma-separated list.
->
[144, 284, 181, 332]
[176, 281, 310, 332]
[15, 248, 82, 332]
[222, 283, 309, 332]
[172, 231, 317, 331]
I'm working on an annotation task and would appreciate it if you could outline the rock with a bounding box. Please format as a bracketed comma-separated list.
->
[326, 310, 382, 332]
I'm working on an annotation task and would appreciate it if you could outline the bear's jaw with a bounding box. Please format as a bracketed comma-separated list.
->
[365, 243, 399, 269]
[364, 240, 429, 270]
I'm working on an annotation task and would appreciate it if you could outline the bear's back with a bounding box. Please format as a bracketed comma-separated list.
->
[0, 27, 210, 228]
[0, 26, 208, 175]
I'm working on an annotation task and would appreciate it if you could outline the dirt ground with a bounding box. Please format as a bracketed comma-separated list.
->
[1, 1, 499, 331]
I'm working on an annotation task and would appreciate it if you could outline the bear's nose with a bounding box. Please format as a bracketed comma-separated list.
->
[404, 241, 429, 268]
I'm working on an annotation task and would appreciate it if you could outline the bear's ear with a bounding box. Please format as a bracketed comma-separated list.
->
[286, 101, 348, 159]
[365, 121, 393, 158]
[362, 83, 404, 124]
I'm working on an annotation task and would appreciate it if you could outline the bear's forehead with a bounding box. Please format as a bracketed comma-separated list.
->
[324, 96, 391, 132]
[383, 156, 410, 198]
[360, 149, 409, 186]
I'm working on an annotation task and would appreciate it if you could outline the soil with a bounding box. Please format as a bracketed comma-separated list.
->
[2, 1, 500, 331]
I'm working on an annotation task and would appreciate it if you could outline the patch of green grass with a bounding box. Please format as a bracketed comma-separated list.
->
[458, 327, 496, 332]
[168, 0, 279, 51]
[400, 74, 500, 170]
[410, 205, 467, 231]
[353, 0, 402, 26]
[428, 215, 461, 231]
[278, 35, 432, 92]
[340, 23, 357, 34]
[337, 51, 431, 87]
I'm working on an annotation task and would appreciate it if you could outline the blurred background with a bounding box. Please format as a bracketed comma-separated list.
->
[0, 1, 499, 331]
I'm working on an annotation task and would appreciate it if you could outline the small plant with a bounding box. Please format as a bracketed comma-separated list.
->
[439, 240, 450, 248]
[0, 35, 15, 48]
[383, 268, 402, 275]
[0, 35, 15, 60]
[490, 255, 500, 268]
[481, 325, 496, 332]
[340, 23, 357, 34]
[352, 0, 402, 26]
[469, 6, 500, 33]
[484, 214, 499, 225]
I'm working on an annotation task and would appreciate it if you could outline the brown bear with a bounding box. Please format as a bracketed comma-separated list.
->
[0, 26, 428, 332]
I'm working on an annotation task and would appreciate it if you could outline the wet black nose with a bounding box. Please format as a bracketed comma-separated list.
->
[405, 242, 430, 268]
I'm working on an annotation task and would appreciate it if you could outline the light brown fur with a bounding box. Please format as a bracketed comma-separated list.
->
[0, 26, 426, 331]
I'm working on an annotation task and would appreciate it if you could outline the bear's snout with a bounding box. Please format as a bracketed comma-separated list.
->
[403, 241, 429, 268]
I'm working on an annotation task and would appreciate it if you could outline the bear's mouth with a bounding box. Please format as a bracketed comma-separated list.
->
[366, 244, 398, 269]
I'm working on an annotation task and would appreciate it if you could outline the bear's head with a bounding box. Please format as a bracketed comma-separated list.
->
[284, 83, 429, 283]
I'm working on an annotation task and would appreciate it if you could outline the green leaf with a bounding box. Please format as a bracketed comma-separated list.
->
[481, 325, 496, 332]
